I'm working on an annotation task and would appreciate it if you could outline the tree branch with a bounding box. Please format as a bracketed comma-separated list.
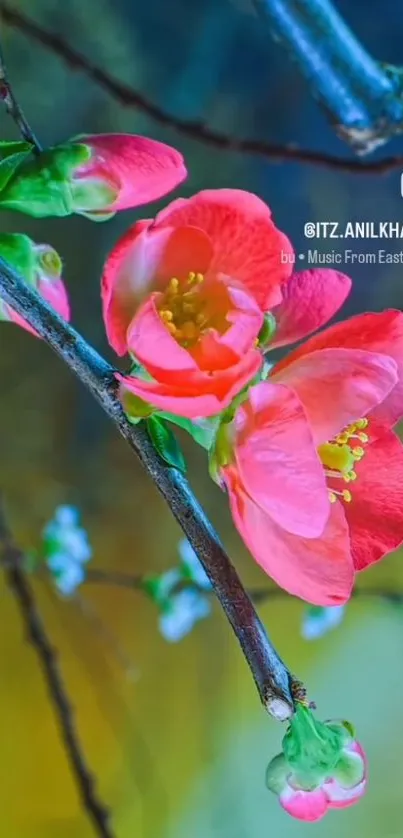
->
[0, 255, 296, 720]
[0, 37, 41, 151]
[0, 499, 115, 838]
[253, 0, 403, 153]
[84, 568, 403, 606]
[2, 2, 403, 172]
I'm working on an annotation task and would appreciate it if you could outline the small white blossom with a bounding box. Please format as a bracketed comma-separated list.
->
[53, 505, 79, 528]
[48, 553, 86, 597]
[178, 538, 211, 590]
[159, 590, 211, 642]
[301, 605, 345, 641]
[43, 505, 92, 596]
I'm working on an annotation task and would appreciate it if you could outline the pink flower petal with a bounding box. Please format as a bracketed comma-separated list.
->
[273, 309, 403, 428]
[102, 222, 213, 355]
[40, 277, 70, 322]
[76, 133, 187, 211]
[3, 277, 70, 336]
[224, 467, 354, 605]
[233, 381, 329, 537]
[279, 785, 329, 821]
[155, 189, 293, 310]
[127, 296, 199, 380]
[117, 348, 262, 419]
[273, 348, 398, 445]
[270, 269, 352, 349]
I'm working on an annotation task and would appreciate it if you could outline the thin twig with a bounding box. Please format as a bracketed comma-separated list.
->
[0, 499, 115, 838]
[0, 256, 295, 721]
[84, 567, 403, 605]
[2, 2, 403, 173]
[0, 37, 41, 150]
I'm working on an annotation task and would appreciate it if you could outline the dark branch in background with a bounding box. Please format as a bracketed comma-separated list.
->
[0, 256, 296, 721]
[0, 500, 115, 838]
[253, 0, 403, 153]
[1, 1, 403, 173]
[0, 38, 41, 151]
[84, 568, 403, 606]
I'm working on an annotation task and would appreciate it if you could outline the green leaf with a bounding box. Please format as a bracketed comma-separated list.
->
[0, 141, 34, 192]
[157, 412, 219, 449]
[147, 416, 186, 472]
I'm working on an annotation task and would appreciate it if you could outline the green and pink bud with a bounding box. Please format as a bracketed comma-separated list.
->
[265, 705, 367, 821]
[0, 134, 187, 220]
[0, 233, 69, 333]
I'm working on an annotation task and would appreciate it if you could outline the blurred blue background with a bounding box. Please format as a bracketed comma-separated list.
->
[0, 1, 403, 835]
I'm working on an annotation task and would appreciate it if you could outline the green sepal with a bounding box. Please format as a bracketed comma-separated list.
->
[265, 752, 289, 795]
[0, 141, 34, 192]
[121, 390, 155, 423]
[146, 416, 186, 472]
[208, 419, 234, 484]
[157, 412, 219, 450]
[257, 312, 277, 347]
[283, 705, 346, 788]
[333, 749, 365, 788]
[142, 569, 181, 604]
[0, 233, 36, 284]
[0, 143, 95, 218]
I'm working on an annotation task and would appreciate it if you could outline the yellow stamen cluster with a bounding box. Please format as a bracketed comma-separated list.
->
[318, 418, 369, 504]
[159, 272, 207, 346]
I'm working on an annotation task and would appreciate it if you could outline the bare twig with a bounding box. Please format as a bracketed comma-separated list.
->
[2, 2, 403, 173]
[84, 567, 403, 606]
[0, 256, 296, 721]
[0, 37, 41, 150]
[0, 500, 115, 838]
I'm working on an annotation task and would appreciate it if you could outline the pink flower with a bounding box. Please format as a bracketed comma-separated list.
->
[104, 189, 293, 418]
[0, 239, 69, 335]
[220, 312, 402, 602]
[268, 741, 367, 822]
[266, 709, 367, 822]
[70, 133, 187, 218]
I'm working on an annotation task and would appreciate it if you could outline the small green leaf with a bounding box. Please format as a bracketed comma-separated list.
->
[147, 416, 186, 472]
[157, 412, 219, 449]
[0, 141, 34, 192]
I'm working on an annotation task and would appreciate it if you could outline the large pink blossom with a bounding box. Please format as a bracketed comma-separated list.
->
[105, 189, 293, 417]
[220, 310, 403, 603]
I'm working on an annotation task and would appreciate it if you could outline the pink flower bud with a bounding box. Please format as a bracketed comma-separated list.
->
[70, 133, 187, 218]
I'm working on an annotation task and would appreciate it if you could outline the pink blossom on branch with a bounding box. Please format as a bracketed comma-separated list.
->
[0, 134, 187, 219]
[104, 189, 293, 417]
[266, 708, 367, 822]
[217, 311, 403, 603]
[0, 234, 69, 334]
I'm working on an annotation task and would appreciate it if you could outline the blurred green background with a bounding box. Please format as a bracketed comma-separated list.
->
[1, 1, 403, 835]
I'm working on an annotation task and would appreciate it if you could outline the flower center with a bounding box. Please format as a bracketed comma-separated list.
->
[158, 272, 209, 347]
[318, 418, 369, 504]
